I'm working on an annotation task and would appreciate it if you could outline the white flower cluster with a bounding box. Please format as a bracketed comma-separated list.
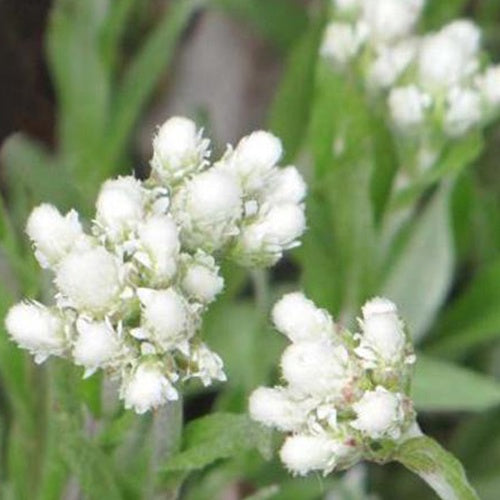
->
[4, 116, 307, 414]
[249, 293, 416, 476]
[321, 1, 500, 144]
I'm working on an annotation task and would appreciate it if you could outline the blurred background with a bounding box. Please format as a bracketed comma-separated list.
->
[2, 1, 500, 499]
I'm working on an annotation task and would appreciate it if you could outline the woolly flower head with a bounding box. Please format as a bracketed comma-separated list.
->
[4, 116, 307, 414]
[322, 3, 500, 150]
[249, 293, 416, 477]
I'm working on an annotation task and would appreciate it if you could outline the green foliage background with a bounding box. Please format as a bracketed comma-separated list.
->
[1, 0, 500, 498]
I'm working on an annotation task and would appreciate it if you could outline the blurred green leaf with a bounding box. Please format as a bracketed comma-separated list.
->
[269, 8, 326, 162]
[46, 0, 111, 184]
[428, 257, 500, 357]
[382, 185, 455, 341]
[422, 1, 468, 30]
[104, 0, 198, 172]
[413, 355, 500, 412]
[163, 413, 272, 473]
[213, 0, 308, 51]
[392, 132, 483, 211]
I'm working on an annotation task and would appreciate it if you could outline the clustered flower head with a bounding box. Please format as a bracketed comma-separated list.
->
[249, 293, 416, 476]
[4, 116, 307, 414]
[321, 0, 500, 172]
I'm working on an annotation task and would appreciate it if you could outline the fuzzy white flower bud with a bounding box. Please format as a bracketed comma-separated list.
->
[321, 22, 364, 65]
[237, 203, 306, 266]
[26, 204, 84, 268]
[357, 297, 405, 364]
[265, 166, 307, 205]
[73, 318, 121, 375]
[181, 256, 224, 304]
[418, 29, 478, 90]
[361, 0, 424, 43]
[55, 247, 121, 314]
[444, 88, 482, 137]
[249, 387, 307, 432]
[138, 288, 190, 346]
[351, 386, 405, 439]
[281, 341, 351, 397]
[333, 0, 361, 14]
[151, 116, 209, 182]
[190, 343, 226, 386]
[228, 131, 283, 193]
[5, 302, 66, 363]
[477, 65, 500, 106]
[441, 20, 481, 59]
[389, 85, 430, 129]
[367, 40, 417, 89]
[280, 434, 336, 476]
[121, 363, 178, 414]
[174, 169, 243, 251]
[137, 215, 180, 282]
[96, 177, 144, 239]
[272, 292, 333, 343]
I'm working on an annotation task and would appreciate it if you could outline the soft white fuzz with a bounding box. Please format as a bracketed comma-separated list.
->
[250, 293, 415, 476]
[7, 115, 307, 414]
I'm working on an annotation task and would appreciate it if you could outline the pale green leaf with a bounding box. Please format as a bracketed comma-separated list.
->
[163, 413, 272, 473]
[413, 355, 500, 412]
[382, 185, 455, 341]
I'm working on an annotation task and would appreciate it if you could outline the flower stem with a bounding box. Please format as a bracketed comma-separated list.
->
[395, 434, 479, 500]
[148, 397, 183, 499]
[251, 269, 269, 315]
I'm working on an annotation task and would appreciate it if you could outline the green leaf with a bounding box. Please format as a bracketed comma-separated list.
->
[428, 257, 500, 357]
[422, 1, 468, 30]
[395, 436, 479, 500]
[213, 0, 307, 51]
[46, 0, 111, 182]
[104, 0, 199, 172]
[163, 413, 272, 473]
[382, 185, 455, 341]
[392, 132, 483, 211]
[269, 9, 326, 162]
[413, 355, 500, 412]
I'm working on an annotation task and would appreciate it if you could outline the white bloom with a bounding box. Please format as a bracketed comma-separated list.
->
[333, 0, 361, 14]
[151, 116, 209, 182]
[174, 168, 243, 251]
[189, 343, 226, 385]
[249, 387, 307, 432]
[368, 40, 417, 89]
[361, 0, 424, 43]
[281, 341, 352, 397]
[444, 87, 482, 137]
[181, 256, 224, 304]
[138, 288, 190, 347]
[96, 177, 144, 239]
[265, 166, 307, 205]
[418, 29, 478, 90]
[388, 85, 430, 129]
[26, 204, 84, 268]
[121, 363, 178, 414]
[280, 434, 337, 476]
[351, 386, 405, 439]
[5, 302, 66, 363]
[228, 131, 282, 193]
[237, 203, 306, 266]
[356, 297, 406, 365]
[321, 22, 364, 65]
[55, 247, 121, 314]
[137, 215, 180, 282]
[272, 292, 333, 343]
[477, 65, 500, 106]
[73, 318, 121, 375]
[441, 19, 481, 58]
